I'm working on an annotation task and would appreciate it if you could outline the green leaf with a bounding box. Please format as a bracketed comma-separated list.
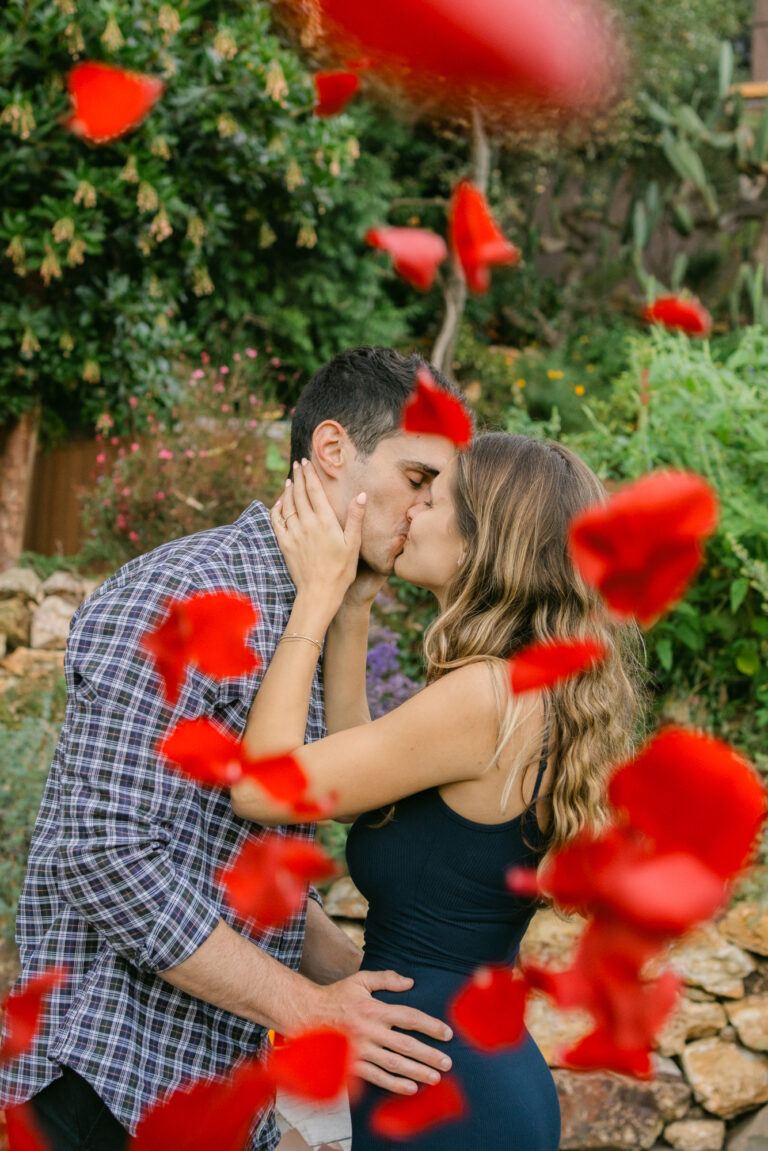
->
[655, 637, 673, 671]
[265, 442, 286, 475]
[736, 646, 760, 676]
[718, 40, 734, 102]
[730, 578, 749, 613]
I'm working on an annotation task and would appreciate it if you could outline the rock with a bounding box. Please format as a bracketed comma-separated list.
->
[720, 904, 768, 959]
[727, 1100, 768, 1151]
[0, 597, 30, 649]
[30, 596, 76, 650]
[323, 877, 368, 920]
[669, 924, 756, 999]
[554, 1069, 666, 1149]
[663, 1118, 726, 1150]
[518, 908, 586, 968]
[0, 647, 64, 677]
[681, 1037, 768, 1118]
[525, 992, 592, 1065]
[80, 577, 103, 601]
[648, 1070, 693, 1122]
[0, 567, 42, 603]
[726, 995, 768, 1052]
[658, 997, 728, 1057]
[41, 571, 85, 603]
[0, 634, 5, 659]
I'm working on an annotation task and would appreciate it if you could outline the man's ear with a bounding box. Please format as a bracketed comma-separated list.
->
[310, 420, 351, 479]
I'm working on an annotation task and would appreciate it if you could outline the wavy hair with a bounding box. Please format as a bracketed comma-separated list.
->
[422, 432, 646, 855]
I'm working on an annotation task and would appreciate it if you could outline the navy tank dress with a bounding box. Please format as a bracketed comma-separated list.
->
[345, 746, 561, 1150]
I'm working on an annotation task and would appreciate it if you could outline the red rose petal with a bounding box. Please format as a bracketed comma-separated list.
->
[271, 1028, 352, 1102]
[401, 367, 473, 448]
[4, 1103, 50, 1151]
[0, 968, 68, 1063]
[450, 966, 527, 1050]
[66, 62, 163, 144]
[449, 181, 521, 293]
[217, 833, 337, 928]
[370, 1075, 467, 1138]
[314, 71, 360, 115]
[508, 637, 607, 694]
[568, 470, 719, 624]
[241, 753, 311, 806]
[366, 227, 447, 291]
[642, 295, 712, 337]
[157, 718, 245, 786]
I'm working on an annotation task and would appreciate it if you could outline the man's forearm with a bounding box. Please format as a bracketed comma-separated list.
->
[300, 894, 363, 984]
[158, 918, 317, 1034]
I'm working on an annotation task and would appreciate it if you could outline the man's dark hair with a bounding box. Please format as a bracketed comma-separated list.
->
[290, 346, 471, 464]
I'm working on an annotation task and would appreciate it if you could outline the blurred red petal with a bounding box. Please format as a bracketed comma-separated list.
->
[4, 1103, 50, 1151]
[272, 1028, 352, 1102]
[449, 181, 521, 293]
[601, 851, 726, 936]
[450, 966, 527, 1050]
[609, 727, 767, 881]
[568, 471, 719, 623]
[314, 71, 360, 115]
[217, 834, 337, 928]
[508, 637, 607, 694]
[366, 227, 447, 291]
[401, 367, 473, 448]
[157, 718, 244, 786]
[370, 1075, 467, 1138]
[0, 968, 68, 1063]
[131, 1060, 273, 1151]
[642, 296, 712, 337]
[319, 0, 622, 114]
[67, 62, 163, 144]
[241, 753, 310, 805]
[141, 598, 192, 703]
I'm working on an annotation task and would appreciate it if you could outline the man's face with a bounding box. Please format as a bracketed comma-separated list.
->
[349, 431, 456, 575]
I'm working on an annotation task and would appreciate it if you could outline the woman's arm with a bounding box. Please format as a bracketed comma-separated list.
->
[242, 461, 367, 760]
[323, 561, 385, 733]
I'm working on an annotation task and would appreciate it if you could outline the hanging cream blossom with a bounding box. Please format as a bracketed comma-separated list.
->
[137, 181, 159, 212]
[82, 359, 101, 383]
[192, 266, 214, 296]
[5, 236, 26, 276]
[65, 21, 85, 55]
[157, 4, 180, 43]
[259, 222, 277, 249]
[101, 14, 124, 51]
[73, 180, 96, 207]
[0, 101, 36, 139]
[150, 207, 173, 243]
[52, 217, 75, 243]
[59, 331, 75, 356]
[119, 156, 139, 183]
[296, 222, 317, 249]
[67, 237, 86, 266]
[148, 275, 163, 298]
[264, 59, 288, 103]
[213, 27, 238, 60]
[186, 216, 206, 248]
[285, 159, 303, 191]
[20, 328, 40, 359]
[151, 136, 171, 160]
[40, 245, 62, 286]
[217, 113, 239, 139]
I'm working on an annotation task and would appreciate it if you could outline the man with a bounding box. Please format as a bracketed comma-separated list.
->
[0, 347, 467, 1150]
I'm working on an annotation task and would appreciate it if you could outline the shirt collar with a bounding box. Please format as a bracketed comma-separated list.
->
[236, 500, 296, 599]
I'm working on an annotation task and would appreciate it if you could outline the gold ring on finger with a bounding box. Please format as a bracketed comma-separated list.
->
[284, 511, 298, 523]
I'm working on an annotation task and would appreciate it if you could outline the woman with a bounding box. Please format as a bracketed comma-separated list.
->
[231, 432, 643, 1149]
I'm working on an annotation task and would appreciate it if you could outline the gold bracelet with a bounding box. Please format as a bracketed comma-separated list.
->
[278, 633, 322, 653]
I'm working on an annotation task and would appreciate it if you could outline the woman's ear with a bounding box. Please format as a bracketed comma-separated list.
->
[311, 420, 350, 479]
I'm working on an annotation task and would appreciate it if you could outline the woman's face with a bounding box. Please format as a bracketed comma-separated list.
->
[393, 458, 465, 603]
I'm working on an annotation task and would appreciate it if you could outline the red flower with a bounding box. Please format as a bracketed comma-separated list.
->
[609, 727, 767, 882]
[365, 227, 447, 291]
[141, 591, 260, 703]
[508, 637, 607, 694]
[318, 0, 622, 114]
[217, 833, 337, 928]
[157, 718, 245, 786]
[0, 968, 68, 1063]
[314, 71, 360, 115]
[271, 1028, 353, 1102]
[449, 181, 521, 293]
[568, 470, 719, 624]
[4, 1103, 50, 1151]
[450, 966, 527, 1050]
[130, 1059, 273, 1151]
[66, 62, 163, 144]
[370, 1075, 467, 1138]
[401, 367, 473, 449]
[642, 296, 712, 338]
[241, 752, 312, 808]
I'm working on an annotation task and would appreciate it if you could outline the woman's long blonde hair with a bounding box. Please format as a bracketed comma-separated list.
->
[423, 432, 646, 854]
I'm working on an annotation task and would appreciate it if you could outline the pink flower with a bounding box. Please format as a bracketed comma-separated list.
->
[221, 403, 230, 412]
[201, 351, 210, 364]
[220, 365, 229, 375]
[199, 449, 207, 458]
[128, 396, 139, 409]
[102, 498, 112, 508]
[245, 348, 257, 358]
[116, 515, 127, 530]
[214, 381, 225, 393]
[122, 487, 131, 497]
[278, 373, 286, 382]
[233, 353, 241, 361]
[185, 449, 196, 458]
[156, 491, 165, 500]
[270, 356, 281, 367]
[96, 432, 103, 442]
[158, 449, 173, 460]
[131, 442, 139, 452]
[249, 394, 257, 405]
[248, 419, 257, 428]
[192, 369, 205, 379]
[244, 454, 253, 463]
[118, 447, 126, 458]
[129, 531, 140, 542]
[96, 452, 106, 464]
[111, 436, 119, 445]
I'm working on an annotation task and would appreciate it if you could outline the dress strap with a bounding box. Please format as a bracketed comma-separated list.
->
[530, 699, 550, 803]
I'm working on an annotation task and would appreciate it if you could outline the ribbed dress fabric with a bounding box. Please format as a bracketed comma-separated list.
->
[345, 744, 561, 1150]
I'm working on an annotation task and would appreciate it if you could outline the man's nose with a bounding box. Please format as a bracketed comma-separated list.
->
[407, 498, 427, 523]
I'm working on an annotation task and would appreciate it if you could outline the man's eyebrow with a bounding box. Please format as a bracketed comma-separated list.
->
[399, 459, 441, 479]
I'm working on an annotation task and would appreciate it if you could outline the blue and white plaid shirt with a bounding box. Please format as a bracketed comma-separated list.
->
[0, 502, 325, 1148]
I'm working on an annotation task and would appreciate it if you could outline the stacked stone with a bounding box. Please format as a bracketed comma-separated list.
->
[0, 567, 101, 656]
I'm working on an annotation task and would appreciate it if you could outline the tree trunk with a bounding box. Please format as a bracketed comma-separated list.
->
[0, 404, 41, 571]
[431, 105, 491, 378]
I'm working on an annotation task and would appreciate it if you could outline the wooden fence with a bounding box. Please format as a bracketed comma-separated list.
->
[24, 437, 110, 557]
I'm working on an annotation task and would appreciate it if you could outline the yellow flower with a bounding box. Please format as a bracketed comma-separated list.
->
[575, 385, 585, 396]
[515, 377, 526, 389]
[580, 334, 589, 344]
[101, 14, 124, 51]
[547, 369, 564, 380]
[59, 331, 75, 355]
[586, 364, 595, 372]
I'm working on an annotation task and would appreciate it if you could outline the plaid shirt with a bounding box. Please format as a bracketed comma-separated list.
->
[0, 502, 325, 1148]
